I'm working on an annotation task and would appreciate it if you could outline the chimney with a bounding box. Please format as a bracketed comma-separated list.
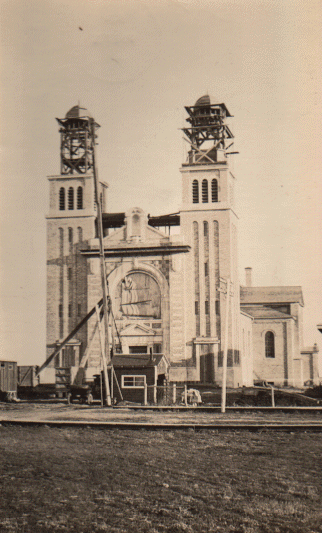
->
[245, 267, 252, 287]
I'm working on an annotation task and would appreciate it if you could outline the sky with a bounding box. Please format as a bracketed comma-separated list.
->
[1, 0, 322, 365]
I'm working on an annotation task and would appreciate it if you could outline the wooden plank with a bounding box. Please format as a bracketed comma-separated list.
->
[36, 298, 103, 376]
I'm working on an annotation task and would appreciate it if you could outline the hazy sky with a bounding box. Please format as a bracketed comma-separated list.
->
[1, 0, 322, 365]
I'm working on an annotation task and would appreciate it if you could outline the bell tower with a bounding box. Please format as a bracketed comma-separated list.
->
[56, 105, 99, 175]
[180, 95, 241, 387]
[46, 105, 107, 369]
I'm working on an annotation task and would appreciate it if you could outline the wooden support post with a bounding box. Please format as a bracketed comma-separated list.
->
[112, 366, 123, 402]
[100, 371, 103, 407]
[271, 385, 275, 408]
[96, 305, 110, 408]
[144, 383, 148, 406]
[153, 385, 157, 405]
[221, 278, 230, 414]
[91, 119, 111, 407]
[173, 383, 176, 405]
[184, 383, 188, 406]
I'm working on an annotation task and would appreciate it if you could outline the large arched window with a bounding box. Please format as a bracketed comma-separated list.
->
[192, 180, 199, 203]
[59, 188, 65, 210]
[68, 187, 74, 210]
[211, 179, 218, 202]
[77, 186, 83, 210]
[265, 331, 275, 358]
[202, 179, 208, 203]
[117, 272, 161, 319]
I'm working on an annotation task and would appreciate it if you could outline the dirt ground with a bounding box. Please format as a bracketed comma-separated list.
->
[1, 401, 322, 425]
[0, 425, 321, 533]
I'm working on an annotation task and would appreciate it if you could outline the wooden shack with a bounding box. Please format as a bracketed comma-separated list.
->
[0, 360, 17, 400]
[110, 353, 169, 404]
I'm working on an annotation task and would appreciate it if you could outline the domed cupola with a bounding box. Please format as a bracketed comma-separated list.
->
[182, 95, 233, 165]
[56, 105, 100, 175]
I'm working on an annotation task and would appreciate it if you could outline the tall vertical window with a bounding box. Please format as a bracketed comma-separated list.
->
[202, 179, 208, 203]
[68, 227, 73, 254]
[192, 180, 199, 203]
[132, 214, 141, 236]
[68, 187, 74, 210]
[77, 227, 83, 242]
[77, 186, 83, 209]
[265, 331, 275, 358]
[211, 179, 218, 202]
[59, 188, 65, 210]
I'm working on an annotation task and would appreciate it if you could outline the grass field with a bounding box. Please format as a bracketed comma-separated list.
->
[0, 426, 321, 533]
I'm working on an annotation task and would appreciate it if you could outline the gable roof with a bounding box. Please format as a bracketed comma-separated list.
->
[109, 354, 167, 368]
[240, 286, 304, 307]
[119, 323, 155, 336]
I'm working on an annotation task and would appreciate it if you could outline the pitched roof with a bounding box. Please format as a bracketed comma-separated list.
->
[240, 286, 304, 306]
[109, 354, 166, 368]
[241, 306, 293, 320]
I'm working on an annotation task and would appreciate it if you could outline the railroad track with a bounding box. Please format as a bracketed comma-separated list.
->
[1, 419, 322, 431]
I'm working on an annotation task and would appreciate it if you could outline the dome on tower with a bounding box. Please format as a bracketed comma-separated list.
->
[193, 95, 232, 117]
[194, 94, 219, 107]
[65, 105, 93, 119]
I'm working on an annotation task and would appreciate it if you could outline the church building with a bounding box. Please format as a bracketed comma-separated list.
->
[45, 96, 319, 389]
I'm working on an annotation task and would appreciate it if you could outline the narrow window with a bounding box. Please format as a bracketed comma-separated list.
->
[68, 227, 73, 253]
[77, 304, 81, 316]
[77, 186, 83, 209]
[68, 304, 72, 318]
[215, 300, 220, 315]
[265, 331, 275, 358]
[203, 221, 208, 236]
[68, 268, 72, 281]
[192, 180, 199, 203]
[59, 228, 64, 255]
[212, 179, 218, 202]
[59, 188, 65, 210]
[68, 187, 74, 210]
[202, 179, 208, 203]
[132, 214, 140, 236]
[77, 227, 83, 242]
[204, 262, 209, 277]
[205, 301, 209, 315]
[195, 301, 199, 315]
[59, 304, 63, 318]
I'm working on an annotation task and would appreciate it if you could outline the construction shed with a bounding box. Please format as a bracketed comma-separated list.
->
[110, 353, 169, 404]
[0, 360, 17, 400]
